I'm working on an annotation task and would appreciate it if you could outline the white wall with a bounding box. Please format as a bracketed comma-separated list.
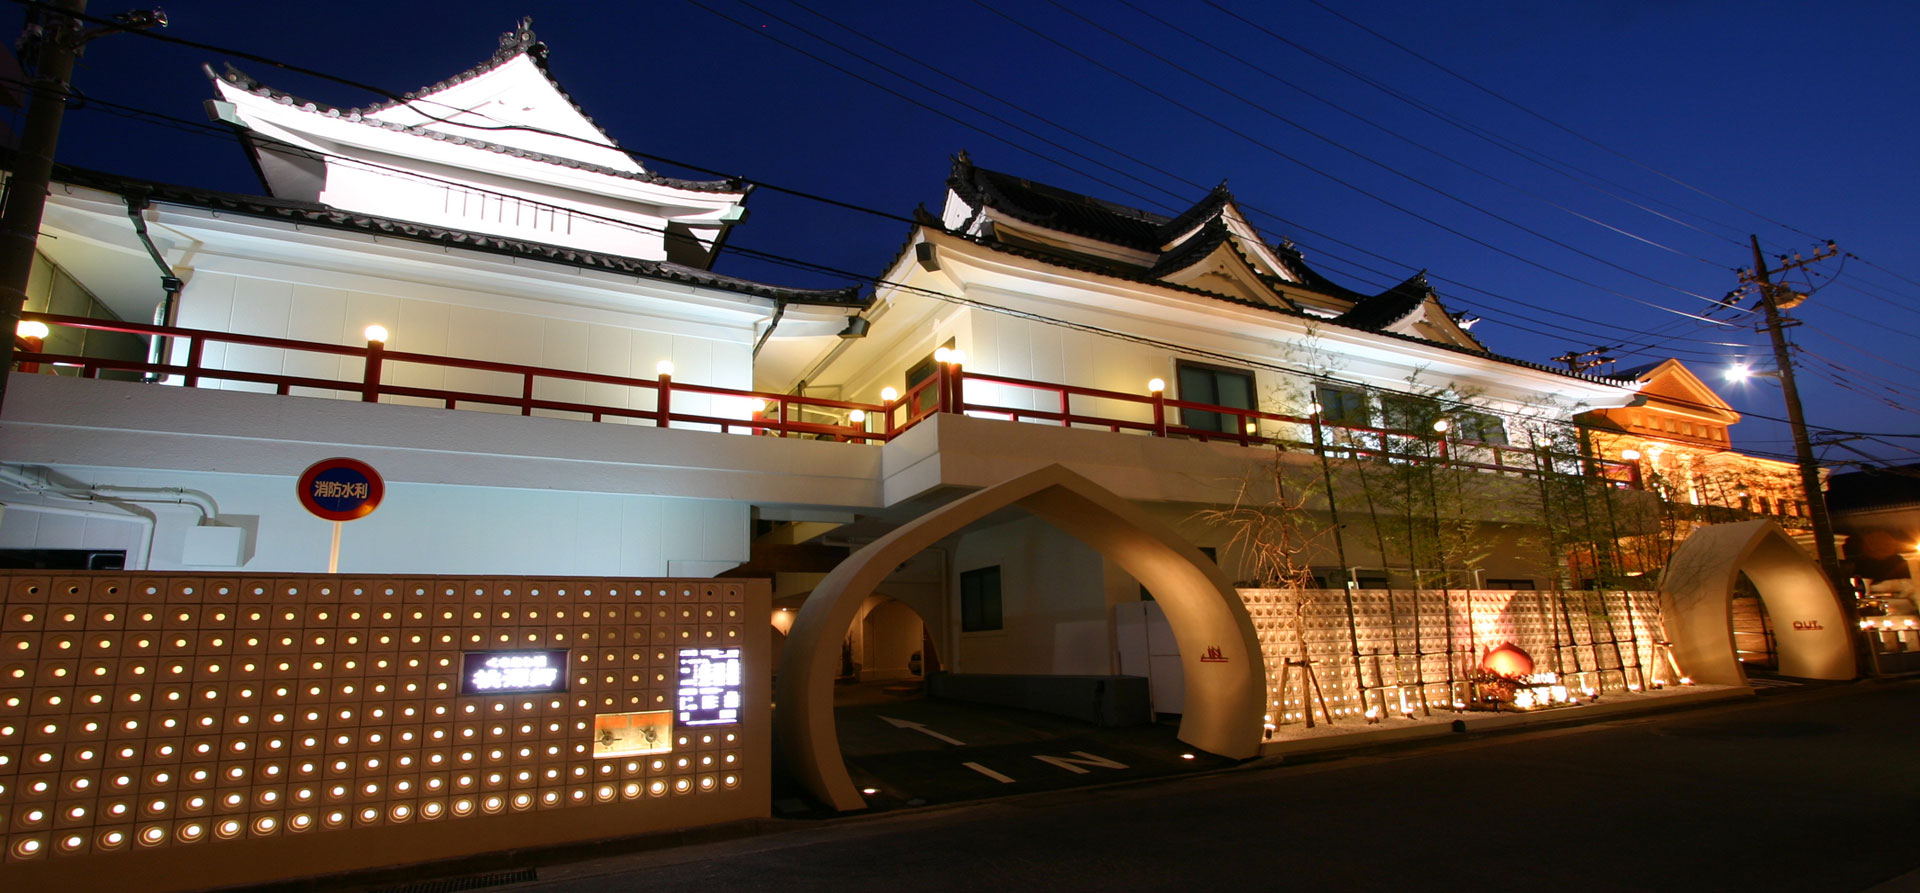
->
[169, 266, 752, 425]
[951, 515, 1110, 676]
[0, 464, 748, 576]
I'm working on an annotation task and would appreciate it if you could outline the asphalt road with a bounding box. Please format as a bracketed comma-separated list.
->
[817, 684, 1236, 812]
[513, 678, 1920, 892]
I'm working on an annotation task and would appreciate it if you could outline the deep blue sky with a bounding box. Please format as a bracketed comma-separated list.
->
[15, 0, 1920, 467]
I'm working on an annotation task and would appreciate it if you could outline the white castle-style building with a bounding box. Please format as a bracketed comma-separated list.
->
[0, 21, 1856, 886]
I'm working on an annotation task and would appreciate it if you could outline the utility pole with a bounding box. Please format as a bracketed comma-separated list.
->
[1740, 234, 1867, 672]
[0, 0, 86, 415]
[0, 3, 164, 414]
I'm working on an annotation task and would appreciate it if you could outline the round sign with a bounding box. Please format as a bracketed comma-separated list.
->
[297, 458, 384, 521]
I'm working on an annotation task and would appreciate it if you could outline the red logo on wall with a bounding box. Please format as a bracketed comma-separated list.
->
[1199, 646, 1228, 663]
[1792, 620, 1824, 631]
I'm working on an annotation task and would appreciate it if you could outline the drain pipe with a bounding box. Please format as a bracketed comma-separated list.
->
[0, 465, 214, 522]
[123, 193, 184, 377]
[751, 297, 787, 359]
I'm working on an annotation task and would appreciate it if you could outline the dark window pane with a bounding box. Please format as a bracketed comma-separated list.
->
[961, 566, 1002, 632]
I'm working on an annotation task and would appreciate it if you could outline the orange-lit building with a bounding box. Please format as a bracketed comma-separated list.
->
[1581, 359, 1814, 528]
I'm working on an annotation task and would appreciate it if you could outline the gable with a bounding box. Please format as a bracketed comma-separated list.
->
[363, 53, 643, 176]
[1155, 236, 1291, 310]
[1381, 295, 1486, 352]
[1636, 359, 1740, 421]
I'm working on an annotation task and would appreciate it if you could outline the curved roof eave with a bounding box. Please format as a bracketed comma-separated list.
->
[911, 225, 1635, 390]
[54, 163, 859, 309]
[207, 61, 745, 197]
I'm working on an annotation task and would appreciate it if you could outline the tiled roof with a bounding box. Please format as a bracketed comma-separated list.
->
[1145, 218, 1234, 279]
[948, 153, 1167, 251]
[207, 20, 742, 196]
[1333, 272, 1429, 331]
[945, 229, 1629, 387]
[1829, 465, 1920, 512]
[55, 164, 862, 308]
[1151, 183, 1233, 244]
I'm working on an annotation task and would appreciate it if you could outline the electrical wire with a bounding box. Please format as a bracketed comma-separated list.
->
[962, 0, 1739, 328]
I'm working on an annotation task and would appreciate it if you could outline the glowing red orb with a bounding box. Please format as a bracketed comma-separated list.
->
[1480, 642, 1534, 678]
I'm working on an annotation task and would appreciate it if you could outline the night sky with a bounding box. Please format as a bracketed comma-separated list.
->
[13, 0, 1919, 466]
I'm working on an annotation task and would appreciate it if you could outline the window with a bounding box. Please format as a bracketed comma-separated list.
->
[1314, 385, 1369, 427]
[960, 566, 1002, 632]
[1176, 362, 1255, 434]
[903, 338, 957, 414]
[1485, 578, 1537, 590]
[1451, 412, 1509, 446]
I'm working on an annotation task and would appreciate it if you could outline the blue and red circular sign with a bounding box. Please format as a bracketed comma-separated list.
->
[297, 457, 384, 521]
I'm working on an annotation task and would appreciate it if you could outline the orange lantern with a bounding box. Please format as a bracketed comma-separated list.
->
[1480, 642, 1534, 678]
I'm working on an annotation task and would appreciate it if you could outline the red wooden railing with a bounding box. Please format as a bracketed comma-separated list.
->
[13, 312, 1640, 488]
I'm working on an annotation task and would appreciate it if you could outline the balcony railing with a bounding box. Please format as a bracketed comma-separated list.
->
[12, 312, 1640, 489]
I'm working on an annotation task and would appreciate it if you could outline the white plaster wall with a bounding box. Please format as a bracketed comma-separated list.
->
[170, 267, 751, 426]
[0, 505, 147, 564]
[951, 515, 1110, 676]
[0, 464, 748, 576]
[321, 163, 676, 262]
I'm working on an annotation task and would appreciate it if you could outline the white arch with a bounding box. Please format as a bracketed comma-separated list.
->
[1661, 519, 1855, 686]
[772, 464, 1265, 811]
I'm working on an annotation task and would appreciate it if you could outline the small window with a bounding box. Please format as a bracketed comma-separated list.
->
[1484, 578, 1537, 590]
[1451, 412, 1509, 446]
[960, 566, 1002, 632]
[1314, 385, 1370, 427]
[904, 338, 957, 414]
[1176, 362, 1255, 434]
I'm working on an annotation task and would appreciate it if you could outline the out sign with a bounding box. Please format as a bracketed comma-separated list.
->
[298, 457, 385, 521]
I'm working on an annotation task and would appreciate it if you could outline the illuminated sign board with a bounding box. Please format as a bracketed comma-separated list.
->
[677, 647, 742, 726]
[460, 649, 570, 695]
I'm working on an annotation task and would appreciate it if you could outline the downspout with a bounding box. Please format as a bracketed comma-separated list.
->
[0, 465, 214, 521]
[751, 297, 787, 359]
[123, 193, 184, 377]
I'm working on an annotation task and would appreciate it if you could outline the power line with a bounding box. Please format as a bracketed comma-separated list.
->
[1296, 0, 1829, 247]
[963, 0, 1740, 327]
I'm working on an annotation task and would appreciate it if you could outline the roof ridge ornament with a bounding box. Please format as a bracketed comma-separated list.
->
[497, 16, 545, 64]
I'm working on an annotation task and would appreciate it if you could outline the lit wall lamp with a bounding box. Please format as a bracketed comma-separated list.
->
[1147, 378, 1165, 393]
[16, 319, 48, 374]
[363, 324, 388, 344]
[1432, 418, 1451, 433]
[655, 360, 675, 377]
[880, 386, 899, 403]
[1621, 449, 1642, 461]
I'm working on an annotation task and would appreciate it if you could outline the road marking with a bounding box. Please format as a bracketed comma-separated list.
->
[1032, 751, 1129, 775]
[878, 715, 968, 745]
[963, 761, 1016, 783]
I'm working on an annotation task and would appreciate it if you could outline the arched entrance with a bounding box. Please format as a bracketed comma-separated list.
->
[847, 595, 935, 683]
[774, 464, 1265, 811]
[1660, 519, 1855, 686]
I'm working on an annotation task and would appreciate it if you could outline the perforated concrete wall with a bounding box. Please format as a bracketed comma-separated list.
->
[0, 573, 769, 890]
[1243, 588, 1669, 726]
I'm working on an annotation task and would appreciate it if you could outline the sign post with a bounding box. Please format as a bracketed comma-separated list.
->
[296, 457, 384, 573]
